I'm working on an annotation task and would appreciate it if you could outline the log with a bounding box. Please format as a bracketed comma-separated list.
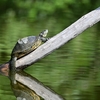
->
[0, 7, 100, 72]
[16, 7, 100, 69]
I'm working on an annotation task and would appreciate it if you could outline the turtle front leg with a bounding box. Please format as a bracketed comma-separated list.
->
[41, 37, 49, 42]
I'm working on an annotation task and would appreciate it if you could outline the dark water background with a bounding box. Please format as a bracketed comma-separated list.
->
[0, 1, 100, 100]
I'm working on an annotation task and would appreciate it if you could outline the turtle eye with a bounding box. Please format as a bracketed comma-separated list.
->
[39, 29, 48, 37]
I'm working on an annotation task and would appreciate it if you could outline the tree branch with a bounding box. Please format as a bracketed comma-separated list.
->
[15, 7, 100, 69]
[0, 7, 100, 73]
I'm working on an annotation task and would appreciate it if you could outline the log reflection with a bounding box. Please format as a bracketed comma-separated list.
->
[9, 70, 64, 100]
[9, 70, 40, 100]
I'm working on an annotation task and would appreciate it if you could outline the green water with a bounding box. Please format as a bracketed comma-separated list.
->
[0, 15, 100, 100]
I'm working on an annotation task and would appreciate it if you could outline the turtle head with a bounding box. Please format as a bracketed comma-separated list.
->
[39, 29, 48, 37]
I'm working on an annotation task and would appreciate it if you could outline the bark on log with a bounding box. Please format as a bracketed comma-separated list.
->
[16, 7, 100, 69]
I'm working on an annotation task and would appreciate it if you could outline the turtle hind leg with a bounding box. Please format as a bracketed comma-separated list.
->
[10, 56, 17, 71]
[10, 56, 17, 84]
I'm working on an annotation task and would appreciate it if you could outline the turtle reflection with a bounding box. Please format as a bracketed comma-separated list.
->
[11, 77, 40, 100]
[9, 69, 40, 100]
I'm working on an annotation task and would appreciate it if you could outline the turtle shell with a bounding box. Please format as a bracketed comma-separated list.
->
[12, 36, 42, 59]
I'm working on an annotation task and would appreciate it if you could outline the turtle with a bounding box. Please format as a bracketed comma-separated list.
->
[11, 29, 48, 60]
[9, 29, 49, 88]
